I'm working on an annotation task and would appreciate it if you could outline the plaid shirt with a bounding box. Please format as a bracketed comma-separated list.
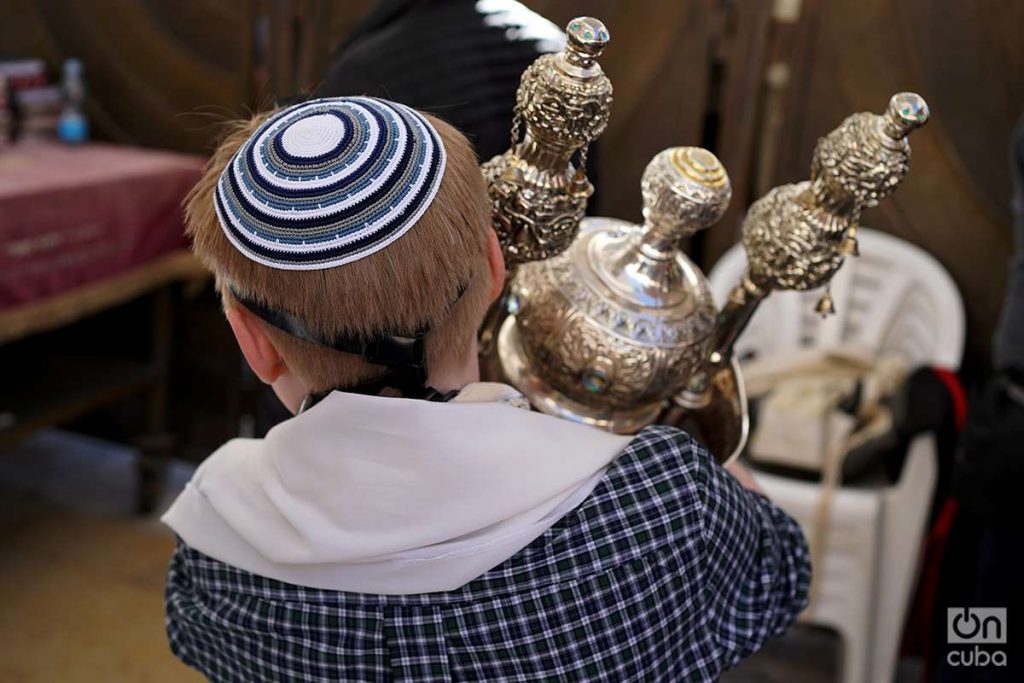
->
[166, 426, 810, 682]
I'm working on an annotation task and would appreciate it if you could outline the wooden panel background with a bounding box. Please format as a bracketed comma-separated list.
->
[0, 0, 256, 154]
[269, 0, 770, 229]
[255, 0, 371, 102]
[0, 0, 768, 222]
[4, 0, 1019, 365]
[742, 0, 1023, 363]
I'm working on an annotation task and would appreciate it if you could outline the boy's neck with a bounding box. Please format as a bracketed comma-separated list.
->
[281, 339, 485, 414]
[427, 337, 482, 393]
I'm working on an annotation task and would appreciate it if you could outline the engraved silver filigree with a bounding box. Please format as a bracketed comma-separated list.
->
[710, 92, 930, 360]
[499, 147, 731, 432]
[669, 93, 931, 460]
[481, 17, 613, 265]
[743, 92, 929, 294]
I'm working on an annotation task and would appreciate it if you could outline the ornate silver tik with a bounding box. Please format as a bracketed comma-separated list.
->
[667, 92, 931, 461]
[481, 15, 931, 463]
[498, 147, 731, 433]
[481, 17, 613, 266]
[706, 92, 931, 368]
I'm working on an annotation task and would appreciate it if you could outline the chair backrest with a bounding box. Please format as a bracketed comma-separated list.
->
[707, 228, 966, 370]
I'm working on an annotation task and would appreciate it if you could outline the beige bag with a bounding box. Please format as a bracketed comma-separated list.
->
[745, 346, 907, 474]
[743, 346, 908, 608]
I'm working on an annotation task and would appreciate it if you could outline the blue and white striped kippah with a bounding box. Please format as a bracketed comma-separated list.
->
[215, 96, 447, 270]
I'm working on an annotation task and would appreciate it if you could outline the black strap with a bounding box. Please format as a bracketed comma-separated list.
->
[229, 285, 429, 373]
[228, 283, 466, 400]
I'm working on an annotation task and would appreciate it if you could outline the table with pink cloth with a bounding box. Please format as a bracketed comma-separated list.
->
[0, 142, 205, 340]
[0, 142, 207, 511]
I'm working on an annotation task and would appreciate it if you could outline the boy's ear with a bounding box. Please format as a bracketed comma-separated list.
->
[485, 228, 506, 302]
[225, 304, 288, 385]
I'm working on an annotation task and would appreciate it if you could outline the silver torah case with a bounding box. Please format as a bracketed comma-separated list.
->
[498, 147, 732, 434]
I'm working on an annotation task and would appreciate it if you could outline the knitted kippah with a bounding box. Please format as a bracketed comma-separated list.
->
[215, 96, 447, 270]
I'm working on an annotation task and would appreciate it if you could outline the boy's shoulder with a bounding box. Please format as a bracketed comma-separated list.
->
[169, 424, 719, 605]
[454, 425, 717, 597]
[590, 424, 712, 514]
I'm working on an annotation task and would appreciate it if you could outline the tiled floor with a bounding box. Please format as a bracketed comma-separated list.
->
[0, 429, 901, 682]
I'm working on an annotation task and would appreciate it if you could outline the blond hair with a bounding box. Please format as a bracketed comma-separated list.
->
[185, 109, 493, 392]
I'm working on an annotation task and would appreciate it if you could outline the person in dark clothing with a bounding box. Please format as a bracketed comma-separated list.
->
[994, 116, 1024, 377]
[928, 116, 1024, 682]
[315, 0, 564, 163]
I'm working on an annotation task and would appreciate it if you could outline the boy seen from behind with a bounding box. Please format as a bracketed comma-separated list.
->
[163, 96, 810, 682]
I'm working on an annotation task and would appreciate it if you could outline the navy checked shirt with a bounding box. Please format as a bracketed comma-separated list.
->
[166, 426, 811, 681]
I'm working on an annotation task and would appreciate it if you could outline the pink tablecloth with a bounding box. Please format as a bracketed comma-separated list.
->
[0, 142, 203, 311]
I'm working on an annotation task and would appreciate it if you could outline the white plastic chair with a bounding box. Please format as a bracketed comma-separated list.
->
[708, 228, 965, 683]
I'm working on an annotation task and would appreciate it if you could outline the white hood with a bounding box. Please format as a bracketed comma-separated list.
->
[162, 383, 630, 594]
